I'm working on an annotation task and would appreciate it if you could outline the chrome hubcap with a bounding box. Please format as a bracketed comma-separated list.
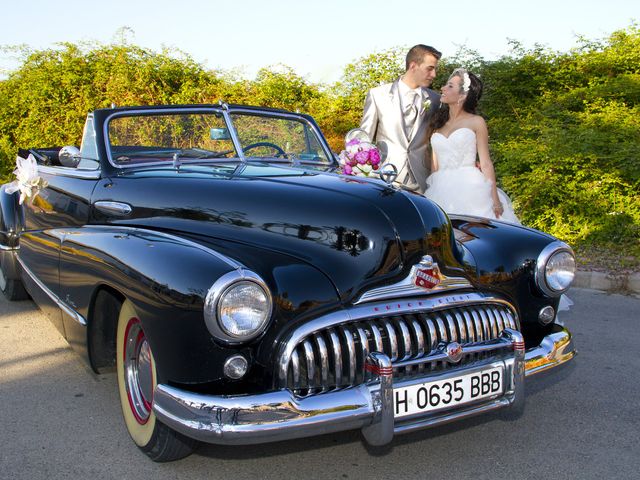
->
[123, 317, 154, 424]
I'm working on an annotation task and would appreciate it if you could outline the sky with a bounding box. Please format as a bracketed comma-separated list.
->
[0, 0, 638, 83]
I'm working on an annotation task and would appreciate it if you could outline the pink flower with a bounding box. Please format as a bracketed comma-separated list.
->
[343, 164, 353, 175]
[346, 138, 361, 147]
[355, 150, 369, 164]
[368, 148, 380, 165]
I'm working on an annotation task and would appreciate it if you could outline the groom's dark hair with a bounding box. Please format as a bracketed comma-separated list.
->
[406, 45, 442, 70]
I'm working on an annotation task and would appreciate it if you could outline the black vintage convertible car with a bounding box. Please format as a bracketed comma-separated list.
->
[0, 104, 576, 461]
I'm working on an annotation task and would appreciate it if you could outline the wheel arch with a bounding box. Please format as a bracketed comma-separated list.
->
[87, 285, 125, 373]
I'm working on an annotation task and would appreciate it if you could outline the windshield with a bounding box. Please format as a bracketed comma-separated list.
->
[106, 109, 332, 167]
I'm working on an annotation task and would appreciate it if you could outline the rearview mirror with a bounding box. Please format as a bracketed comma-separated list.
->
[210, 128, 231, 140]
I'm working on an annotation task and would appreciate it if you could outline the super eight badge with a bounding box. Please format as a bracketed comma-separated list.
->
[413, 255, 442, 289]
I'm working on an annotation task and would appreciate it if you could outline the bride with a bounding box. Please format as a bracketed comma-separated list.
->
[424, 68, 519, 223]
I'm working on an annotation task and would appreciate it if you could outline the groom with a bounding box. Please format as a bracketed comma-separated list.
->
[359, 44, 441, 193]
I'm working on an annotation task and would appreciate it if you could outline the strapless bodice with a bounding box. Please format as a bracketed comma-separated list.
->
[431, 128, 477, 169]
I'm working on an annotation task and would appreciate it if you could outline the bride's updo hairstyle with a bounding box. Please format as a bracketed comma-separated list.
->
[426, 68, 483, 140]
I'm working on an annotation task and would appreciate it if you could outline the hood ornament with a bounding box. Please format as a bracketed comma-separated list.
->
[412, 255, 442, 290]
[377, 162, 398, 186]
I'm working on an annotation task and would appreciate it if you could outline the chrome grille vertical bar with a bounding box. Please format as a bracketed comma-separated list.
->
[470, 308, 484, 342]
[483, 308, 498, 339]
[370, 322, 384, 353]
[454, 310, 467, 343]
[462, 309, 475, 343]
[356, 326, 369, 383]
[424, 317, 438, 352]
[397, 318, 412, 374]
[315, 334, 329, 391]
[409, 318, 425, 357]
[383, 319, 398, 361]
[500, 308, 515, 330]
[445, 311, 461, 342]
[410, 318, 426, 373]
[490, 307, 505, 333]
[397, 319, 412, 360]
[434, 313, 449, 343]
[342, 327, 357, 386]
[303, 340, 315, 391]
[290, 349, 301, 391]
[329, 330, 342, 388]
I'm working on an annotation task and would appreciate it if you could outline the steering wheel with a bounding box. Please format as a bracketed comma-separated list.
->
[243, 141, 286, 158]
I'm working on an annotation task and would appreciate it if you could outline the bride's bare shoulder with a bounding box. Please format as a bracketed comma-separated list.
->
[468, 115, 488, 133]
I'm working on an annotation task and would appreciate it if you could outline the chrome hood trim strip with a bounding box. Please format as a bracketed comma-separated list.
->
[17, 256, 87, 326]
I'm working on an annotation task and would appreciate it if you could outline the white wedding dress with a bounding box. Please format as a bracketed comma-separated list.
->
[424, 128, 520, 224]
[425, 127, 573, 314]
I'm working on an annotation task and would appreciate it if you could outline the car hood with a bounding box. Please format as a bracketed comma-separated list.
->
[93, 164, 459, 299]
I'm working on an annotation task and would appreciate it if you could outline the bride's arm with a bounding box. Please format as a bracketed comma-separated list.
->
[430, 147, 439, 172]
[475, 118, 504, 218]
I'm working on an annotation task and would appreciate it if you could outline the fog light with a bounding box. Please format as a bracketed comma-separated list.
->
[224, 354, 248, 380]
[538, 306, 555, 325]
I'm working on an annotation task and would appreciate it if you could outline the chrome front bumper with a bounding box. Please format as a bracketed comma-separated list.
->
[153, 325, 575, 446]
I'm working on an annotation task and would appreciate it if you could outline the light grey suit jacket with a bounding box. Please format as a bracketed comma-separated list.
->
[360, 79, 440, 193]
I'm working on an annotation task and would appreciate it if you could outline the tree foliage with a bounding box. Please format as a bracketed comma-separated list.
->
[1, 25, 638, 260]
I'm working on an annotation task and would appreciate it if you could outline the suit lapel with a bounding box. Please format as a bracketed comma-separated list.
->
[388, 79, 410, 145]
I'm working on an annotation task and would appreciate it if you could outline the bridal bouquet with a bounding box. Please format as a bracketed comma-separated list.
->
[5, 154, 48, 204]
[338, 129, 381, 177]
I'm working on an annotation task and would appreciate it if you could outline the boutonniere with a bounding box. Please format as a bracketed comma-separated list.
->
[5, 154, 48, 204]
[422, 98, 432, 111]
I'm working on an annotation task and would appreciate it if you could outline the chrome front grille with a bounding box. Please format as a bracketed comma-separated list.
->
[279, 300, 518, 397]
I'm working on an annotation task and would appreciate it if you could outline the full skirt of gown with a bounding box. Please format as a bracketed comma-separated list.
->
[424, 128, 520, 224]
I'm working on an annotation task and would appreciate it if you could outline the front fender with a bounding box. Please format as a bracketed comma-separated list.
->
[58, 226, 242, 383]
[451, 216, 561, 324]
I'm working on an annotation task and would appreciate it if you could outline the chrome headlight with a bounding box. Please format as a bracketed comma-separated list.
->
[204, 270, 272, 343]
[535, 241, 576, 296]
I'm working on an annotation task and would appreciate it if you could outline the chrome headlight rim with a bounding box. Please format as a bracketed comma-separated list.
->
[204, 270, 273, 344]
[535, 241, 576, 297]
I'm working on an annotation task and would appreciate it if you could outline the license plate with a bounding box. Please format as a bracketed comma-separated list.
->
[393, 366, 504, 418]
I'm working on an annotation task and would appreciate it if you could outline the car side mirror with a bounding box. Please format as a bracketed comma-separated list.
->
[59, 146, 81, 168]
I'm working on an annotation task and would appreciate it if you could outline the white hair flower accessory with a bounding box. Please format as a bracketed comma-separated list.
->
[453, 68, 471, 94]
[5, 154, 48, 204]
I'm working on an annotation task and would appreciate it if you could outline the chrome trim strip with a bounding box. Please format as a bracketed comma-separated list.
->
[38, 165, 102, 179]
[354, 270, 473, 304]
[93, 201, 132, 216]
[0, 244, 18, 251]
[16, 256, 87, 326]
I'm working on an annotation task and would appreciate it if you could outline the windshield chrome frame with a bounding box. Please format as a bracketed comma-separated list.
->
[103, 106, 335, 170]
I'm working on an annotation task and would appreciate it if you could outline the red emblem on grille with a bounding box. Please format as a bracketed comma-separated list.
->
[414, 268, 440, 289]
[413, 255, 441, 289]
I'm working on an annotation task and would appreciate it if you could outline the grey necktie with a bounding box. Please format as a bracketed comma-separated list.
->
[404, 91, 419, 136]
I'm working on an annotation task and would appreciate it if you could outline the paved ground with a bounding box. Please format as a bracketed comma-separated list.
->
[1, 287, 639, 479]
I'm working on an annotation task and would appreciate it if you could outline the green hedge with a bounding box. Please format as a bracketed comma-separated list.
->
[1, 26, 638, 259]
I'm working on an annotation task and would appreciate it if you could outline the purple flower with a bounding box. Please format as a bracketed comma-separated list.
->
[346, 138, 361, 147]
[368, 148, 381, 165]
[343, 164, 353, 175]
[355, 150, 369, 164]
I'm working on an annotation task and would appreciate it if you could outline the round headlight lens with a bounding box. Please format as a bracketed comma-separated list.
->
[545, 250, 576, 292]
[218, 281, 271, 338]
